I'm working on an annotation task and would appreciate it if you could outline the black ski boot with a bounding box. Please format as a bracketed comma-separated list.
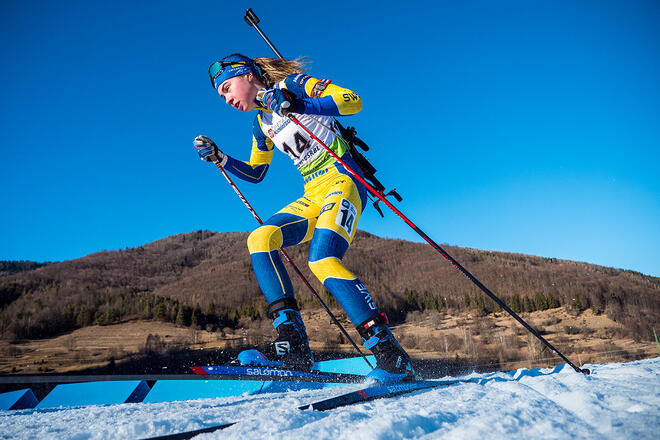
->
[236, 298, 314, 371]
[265, 298, 314, 371]
[357, 313, 414, 383]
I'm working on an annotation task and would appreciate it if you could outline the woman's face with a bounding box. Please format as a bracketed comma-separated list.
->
[217, 73, 260, 112]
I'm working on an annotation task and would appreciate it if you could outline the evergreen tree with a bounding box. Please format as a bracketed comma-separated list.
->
[534, 292, 548, 310]
[154, 302, 167, 321]
[192, 305, 201, 328]
[175, 305, 185, 326]
[508, 294, 522, 314]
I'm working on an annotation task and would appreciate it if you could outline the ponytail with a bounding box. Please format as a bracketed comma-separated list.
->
[252, 56, 310, 87]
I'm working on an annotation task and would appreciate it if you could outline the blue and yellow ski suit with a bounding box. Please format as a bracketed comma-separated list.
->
[221, 73, 378, 326]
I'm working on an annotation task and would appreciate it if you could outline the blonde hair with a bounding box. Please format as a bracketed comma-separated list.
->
[253, 56, 310, 87]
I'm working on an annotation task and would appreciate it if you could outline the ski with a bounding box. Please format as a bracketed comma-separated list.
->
[300, 379, 470, 411]
[0, 371, 359, 385]
[138, 422, 235, 440]
[189, 365, 365, 383]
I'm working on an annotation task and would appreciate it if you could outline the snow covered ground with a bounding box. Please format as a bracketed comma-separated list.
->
[1, 357, 658, 439]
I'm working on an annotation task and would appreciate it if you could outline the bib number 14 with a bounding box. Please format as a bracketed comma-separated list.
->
[336, 198, 357, 236]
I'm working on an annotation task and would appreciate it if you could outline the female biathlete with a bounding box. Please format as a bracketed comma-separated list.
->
[194, 54, 413, 382]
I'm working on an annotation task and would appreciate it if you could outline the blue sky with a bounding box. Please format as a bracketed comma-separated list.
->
[1, 1, 658, 277]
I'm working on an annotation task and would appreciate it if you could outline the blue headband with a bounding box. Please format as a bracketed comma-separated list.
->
[208, 55, 262, 90]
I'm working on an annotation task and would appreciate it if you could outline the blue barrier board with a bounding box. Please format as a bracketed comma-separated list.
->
[0, 388, 39, 410]
[144, 379, 347, 403]
[144, 380, 264, 403]
[37, 380, 149, 408]
[315, 356, 376, 376]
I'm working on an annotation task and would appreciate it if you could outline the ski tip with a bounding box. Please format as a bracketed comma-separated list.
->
[190, 366, 208, 375]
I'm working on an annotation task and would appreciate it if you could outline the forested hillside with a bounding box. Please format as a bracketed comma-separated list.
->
[1, 230, 658, 344]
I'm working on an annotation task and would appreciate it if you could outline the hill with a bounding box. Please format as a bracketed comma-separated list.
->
[0, 261, 52, 277]
[0, 230, 658, 373]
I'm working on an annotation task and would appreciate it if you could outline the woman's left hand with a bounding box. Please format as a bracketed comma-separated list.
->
[259, 87, 299, 116]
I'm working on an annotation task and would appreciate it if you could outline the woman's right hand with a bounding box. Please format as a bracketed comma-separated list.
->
[258, 87, 298, 116]
[194, 135, 227, 164]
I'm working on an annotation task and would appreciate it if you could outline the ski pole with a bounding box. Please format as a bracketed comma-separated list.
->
[207, 154, 374, 370]
[243, 7, 588, 375]
[244, 8, 590, 374]
[284, 115, 590, 375]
